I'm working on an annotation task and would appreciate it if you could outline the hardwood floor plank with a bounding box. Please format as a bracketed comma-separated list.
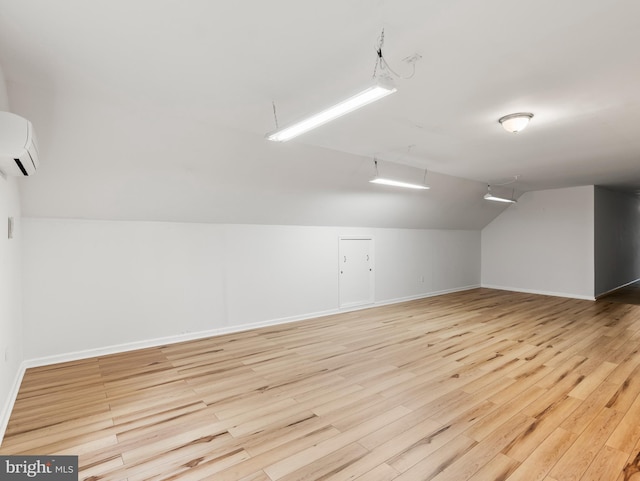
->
[579, 445, 628, 481]
[429, 413, 534, 481]
[335, 416, 443, 478]
[213, 424, 340, 481]
[567, 361, 618, 400]
[276, 442, 368, 481]
[238, 472, 271, 481]
[263, 406, 410, 480]
[466, 453, 519, 481]
[619, 448, 640, 481]
[505, 427, 578, 481]
[605, 363, 640, 413]
[502, 395, 582, 462]
[464, 384, 546, 442]
[3, 288, 640, 480]
[560, 381, 620, 435]
[353, 463, 400, 481]
[606, 391, 640, 454]
[391, 434, 479, 481]
[549, 407, 626, 481]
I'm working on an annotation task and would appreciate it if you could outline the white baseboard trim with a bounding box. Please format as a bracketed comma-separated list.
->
[0, 361, 27, 445]
[0, 283, 480, 445]
[595, 277, 640, 299]
[22, 285, 481, 369]
[23, 307, 342, 370]
[374, 284, 481, 308]
[330, 284, 481, 314]
[481, 284, 595, 301]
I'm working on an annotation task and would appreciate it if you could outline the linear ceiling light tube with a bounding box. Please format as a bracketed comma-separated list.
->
[484, 193, 516, 203]
[369, 159, 429, 190]
[266, 78, 397, 142]
[370, 177, 430, 190]
[483, 185, 516, 203]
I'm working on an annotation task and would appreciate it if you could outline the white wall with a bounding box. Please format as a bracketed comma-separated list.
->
[594, 186, 640, 297]
[21, 218, 480, 361]
[375, 228, 480, 301]
[0, 176, 22, 440]
[0, 64, 24, 440]
[10, 84, 505, 231]
[0, 66, 8, 112]
[481, 185, 594, 299]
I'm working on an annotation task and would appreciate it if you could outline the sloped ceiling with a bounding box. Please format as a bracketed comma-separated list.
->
[0, 1, 638, 228]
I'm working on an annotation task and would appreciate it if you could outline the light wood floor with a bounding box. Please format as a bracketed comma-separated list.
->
[3, 288, 640, 481]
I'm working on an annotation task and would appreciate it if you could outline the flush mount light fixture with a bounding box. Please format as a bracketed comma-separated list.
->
[369, 159, 430, 190]
[498, 112, 533, 133]
[266, 77, 397, 142]
[484, 185, 516, 203]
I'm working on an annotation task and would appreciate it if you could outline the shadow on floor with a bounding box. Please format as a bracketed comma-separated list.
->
[597, 281, 640, 306]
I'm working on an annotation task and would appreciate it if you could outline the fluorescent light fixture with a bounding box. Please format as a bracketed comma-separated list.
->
[484, 184, 516, 203]
[498, 112, 533, 133]
[266, 78, 397, 142]
[370, 177, 430, 190]
[484, 193, 516, 203]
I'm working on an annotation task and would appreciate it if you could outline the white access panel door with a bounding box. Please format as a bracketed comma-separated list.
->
[339, 237, 374, 308]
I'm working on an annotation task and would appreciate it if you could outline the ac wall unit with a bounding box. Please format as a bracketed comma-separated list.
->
[0, 111, 39, 176]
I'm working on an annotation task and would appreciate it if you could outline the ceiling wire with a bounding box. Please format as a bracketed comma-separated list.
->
[381, 56, 417, 80]
[393, 143, 416, 165]
[487, 175, 519, 201]
[271, 101, 279, 129]
[372, 29, 418, 80]
[373, 156, 429, 186]
[490, 174, 520, 186]
[271, 29, 416, 133]
[372, 31, 383, 79]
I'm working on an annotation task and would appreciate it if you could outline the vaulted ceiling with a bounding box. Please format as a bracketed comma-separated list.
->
[0, 1, 638, 228]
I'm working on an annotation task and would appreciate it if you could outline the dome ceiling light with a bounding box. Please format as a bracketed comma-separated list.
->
[498, 112, 534, 133]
